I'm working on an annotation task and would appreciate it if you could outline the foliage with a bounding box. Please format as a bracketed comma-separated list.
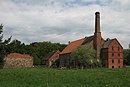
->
[5, 41, 66, 65]
[0, 68, 130, 87]
[6, 39, 26, 54]
[0, 24, 11, 62]
[123, 49, 130, 65]
[26, 42, 66, 65]
[71, 45, 100, 68]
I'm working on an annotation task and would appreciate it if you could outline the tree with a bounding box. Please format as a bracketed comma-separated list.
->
[7, 39, 26, 54]
[123, 49, 130, 65]
[26, 42, 66, 65]
[70, 45, 99, 69]
[0, 24, 11, 62]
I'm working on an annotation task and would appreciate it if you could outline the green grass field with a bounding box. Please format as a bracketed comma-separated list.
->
[0, 67, 130, 87]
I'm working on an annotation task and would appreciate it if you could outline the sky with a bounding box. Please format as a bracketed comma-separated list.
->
[0, 0, 130, 48]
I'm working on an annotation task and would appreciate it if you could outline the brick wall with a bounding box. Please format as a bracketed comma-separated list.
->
[107, 40, 123, 68]
[108, 59, 123, 68]
[3, 57, 34, 68]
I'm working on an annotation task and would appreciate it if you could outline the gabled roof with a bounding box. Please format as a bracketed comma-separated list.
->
[5, 53, 33, 58]
[103, 38, 113, 48]
[60, 36, 94, 54]
[42, 50, 60, 60]
[103, 38, 123, 49]
[82, 36, 94, 45]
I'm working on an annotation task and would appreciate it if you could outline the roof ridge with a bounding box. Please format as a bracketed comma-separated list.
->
[68, 35, 94, 44]
[5, 53, 33, 58]
[60, 35, 95, 54]
[70, 37, 87, 43]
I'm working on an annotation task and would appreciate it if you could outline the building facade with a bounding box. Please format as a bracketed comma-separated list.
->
[60, 12, 123, 68]
[3, 53, 34, 68]
[41, 50, 60, 67]
[101, 39, 123, 68]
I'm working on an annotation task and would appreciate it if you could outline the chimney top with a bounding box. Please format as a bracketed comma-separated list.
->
[106, 38, 110, 41]
[68, 41, 70, 44]
[0, 24, 3, 29]
[95, 12, 100, 15]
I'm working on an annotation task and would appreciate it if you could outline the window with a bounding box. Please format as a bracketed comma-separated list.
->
[118, 59, 120, 63]
[112, 59, 114, 63]
[118, 53, 120, 57]
[112, 53, 114, 57]
[118, 47, 120, 51]
[112, 66, 114, 68]
[112, 46, 114, 51]
[118, 66, 120, 68]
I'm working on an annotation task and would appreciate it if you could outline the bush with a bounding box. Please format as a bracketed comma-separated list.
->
[70, 45, 100, 69]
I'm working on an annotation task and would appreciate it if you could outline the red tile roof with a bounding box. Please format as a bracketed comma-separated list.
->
[49, 50, 60, 61]
[60, 37, 88, 54]
[5, 53, 33, 58]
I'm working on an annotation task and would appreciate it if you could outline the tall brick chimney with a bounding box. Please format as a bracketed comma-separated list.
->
[94, 12, 101, 57]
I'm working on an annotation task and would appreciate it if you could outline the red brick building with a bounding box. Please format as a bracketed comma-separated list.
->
[101, 39, 123, 68]
[60, 12, 123, 68]
[41, 50, 60, 67]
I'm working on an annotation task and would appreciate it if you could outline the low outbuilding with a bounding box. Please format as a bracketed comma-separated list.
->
[41, 50, 60, 67]
[3, 53, 34, 68]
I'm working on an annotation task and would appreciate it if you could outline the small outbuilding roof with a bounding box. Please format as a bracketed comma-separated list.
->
[42, 50, 60, 60]
[5, 53, 33, 58]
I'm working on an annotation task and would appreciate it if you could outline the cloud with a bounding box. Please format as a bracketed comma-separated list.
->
[0, 0, 130, 48]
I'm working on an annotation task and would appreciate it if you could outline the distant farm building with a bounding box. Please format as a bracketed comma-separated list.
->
[41, 50, 60, 67]
[60, 12, 123, 68]
[3, 53, 34, 68]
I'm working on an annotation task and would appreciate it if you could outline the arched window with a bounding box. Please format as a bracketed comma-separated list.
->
[112, 53, 114, 57]
[118, 59, 120, 63]
[112, 46, 114, 51]
[118, 47, 120, 51]
[118, 53, 120, 57]
[112, 59, 114, 63]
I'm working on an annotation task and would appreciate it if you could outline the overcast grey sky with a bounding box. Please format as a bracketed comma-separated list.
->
[0, 0, 130, 48]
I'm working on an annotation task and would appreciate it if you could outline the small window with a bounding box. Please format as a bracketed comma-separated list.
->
[118, 59, 120, 63]
[112, 66, 114, 68]
[112, 46, 114, 51]
[118, 66, 120, 68]
[112, 53, 114, 57]
[118, 53, 120, 57]
[112, 59, 114, 63]
[118, 47, 120, 51]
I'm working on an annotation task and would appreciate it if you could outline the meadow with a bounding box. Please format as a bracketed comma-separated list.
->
[0, 67, 130, 87]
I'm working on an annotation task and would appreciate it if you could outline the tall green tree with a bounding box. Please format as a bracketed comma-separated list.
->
[0, 24, 11, 62]
[123, 49, 130, 65]
[71, 45, 100, 69]
[7, 39, 26, 54]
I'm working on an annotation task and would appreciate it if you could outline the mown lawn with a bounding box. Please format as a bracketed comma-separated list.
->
[0, 67, 130, 87]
